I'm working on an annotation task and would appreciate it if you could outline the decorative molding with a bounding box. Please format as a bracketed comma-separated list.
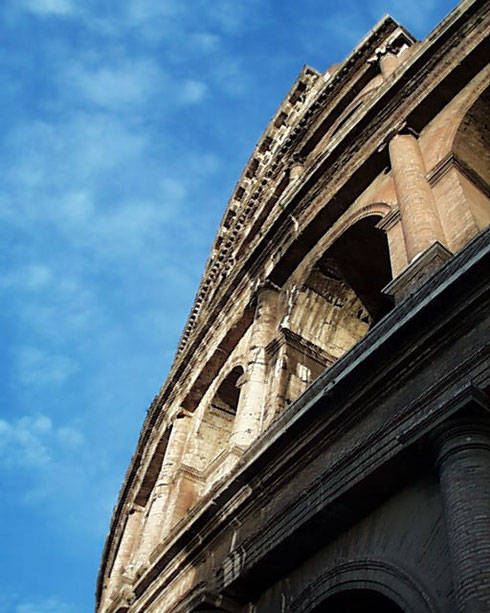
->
[287, 558, 437, 613]
[376, 207, 400, 232]
[266, 327, 335, 368]
[97, 5, 490, 606]
[427, 152, 490, 198]
[125, 229, 490, 609]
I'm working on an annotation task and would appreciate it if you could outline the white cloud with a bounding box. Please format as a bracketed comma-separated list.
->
[192, 32, 221, 53]
[21, 0, 75, 17]
[0, 413, 90, 503]
[0, 406, 127, 537]
[0, 415, 52, 468]
[368, 0, 440, 34]
[3, 112, 148, 205]
[15, 346, 78, 386]
[0, 264, 53, 291]
[64, 59, 165, 112]
[16, 596, 75, 613]
[211, 58, 251, 98]
[203, 0, 248, 34]
[126, 0, 183, 23]
[56, 426, 84, 448]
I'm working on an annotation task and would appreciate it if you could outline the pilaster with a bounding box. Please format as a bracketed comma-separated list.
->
[230, 283, 279, 448]
[137, 412, 192, 564]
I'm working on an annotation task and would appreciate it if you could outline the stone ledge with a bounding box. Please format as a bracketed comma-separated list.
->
[382, 240, 452, 302]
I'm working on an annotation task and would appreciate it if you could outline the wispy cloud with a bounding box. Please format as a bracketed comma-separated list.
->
[179, 79, 208, 104]
[0, 414, 56, 468]
[0, 0, 459, 611]
[0, 594, 76, 613]
[61, 58, 165, 112]
[16, 596, 75, 613]
[14, 346, 78, 386]
[20, 0, 75, 17]
[366, 0, 442, 36]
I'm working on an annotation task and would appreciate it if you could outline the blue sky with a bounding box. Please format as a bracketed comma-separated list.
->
[0, 1, 460, 612]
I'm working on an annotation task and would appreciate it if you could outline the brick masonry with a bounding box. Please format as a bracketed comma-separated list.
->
[97, 1, 490, 611]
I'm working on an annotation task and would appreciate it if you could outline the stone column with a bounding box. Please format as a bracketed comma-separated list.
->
[137, 412, 192, 564]
[388, 131, 445, 263]
[432, 419, 490, 612]
[159, 411, 197, 535]
[231, 284, 279, 448]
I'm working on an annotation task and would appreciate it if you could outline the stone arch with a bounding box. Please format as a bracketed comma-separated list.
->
[286, 208, 393, 329]
[194, 365, 245, 471]
[421, 74, 489, 170]
[331, 202, 394, 265]
[313, 589, 403, 612]
[289, 203, 393, 291]
[287, 559, 439, 613]
[451, 85, 490, 233]
[274, 211, 393, 410]
[421, 78, 490, 250]
[453, 87, 490, 182]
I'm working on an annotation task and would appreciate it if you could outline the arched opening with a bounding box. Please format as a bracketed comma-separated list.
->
[276, 216, 392, 408]
[312, 589, 404, 613]
[452, 86, 490, 233]
[321, 216, 393, 323]
[196, 366, 244, 469]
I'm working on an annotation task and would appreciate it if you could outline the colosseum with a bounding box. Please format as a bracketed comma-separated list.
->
[97, 0, 490, 611]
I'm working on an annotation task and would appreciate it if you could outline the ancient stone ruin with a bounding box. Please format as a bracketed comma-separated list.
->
[97, 1, 490, 611]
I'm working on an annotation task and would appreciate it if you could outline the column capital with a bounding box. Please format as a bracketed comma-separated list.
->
[378, 122, 419, 152]
[430, 417, 490, 468]
[290, 161, 305, 181]
[254, 278, 280, 296]
[376, 207, 400, 232]
[382, 240, 452, 302]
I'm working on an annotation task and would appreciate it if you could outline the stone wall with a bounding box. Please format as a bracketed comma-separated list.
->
[97, 1, 490, 611]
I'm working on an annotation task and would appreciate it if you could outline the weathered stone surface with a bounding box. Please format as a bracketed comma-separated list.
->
[97, 1, 490, 611]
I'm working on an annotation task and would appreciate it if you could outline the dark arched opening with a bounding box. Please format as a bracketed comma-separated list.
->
[320, 216, 393, 324]
[452, 86, 490, 233]
[278, 215, 393, 407]
[197, 366, 244, 468]
[211, 365, 243, 416]
[312, 588, 404, 613]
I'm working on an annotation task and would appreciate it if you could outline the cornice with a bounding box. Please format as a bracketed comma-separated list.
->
[174, 16, 406, 359]
[427, 151, 490, 198]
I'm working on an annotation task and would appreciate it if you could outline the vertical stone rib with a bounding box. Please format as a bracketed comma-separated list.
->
[137, 415, 191, 564]
[110, 505, 143, 580]
[231, 286, 279, 448]
[389, 132, 445, 262]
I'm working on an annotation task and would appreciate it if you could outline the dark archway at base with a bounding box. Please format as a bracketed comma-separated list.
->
[312, 589, 404, 613]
